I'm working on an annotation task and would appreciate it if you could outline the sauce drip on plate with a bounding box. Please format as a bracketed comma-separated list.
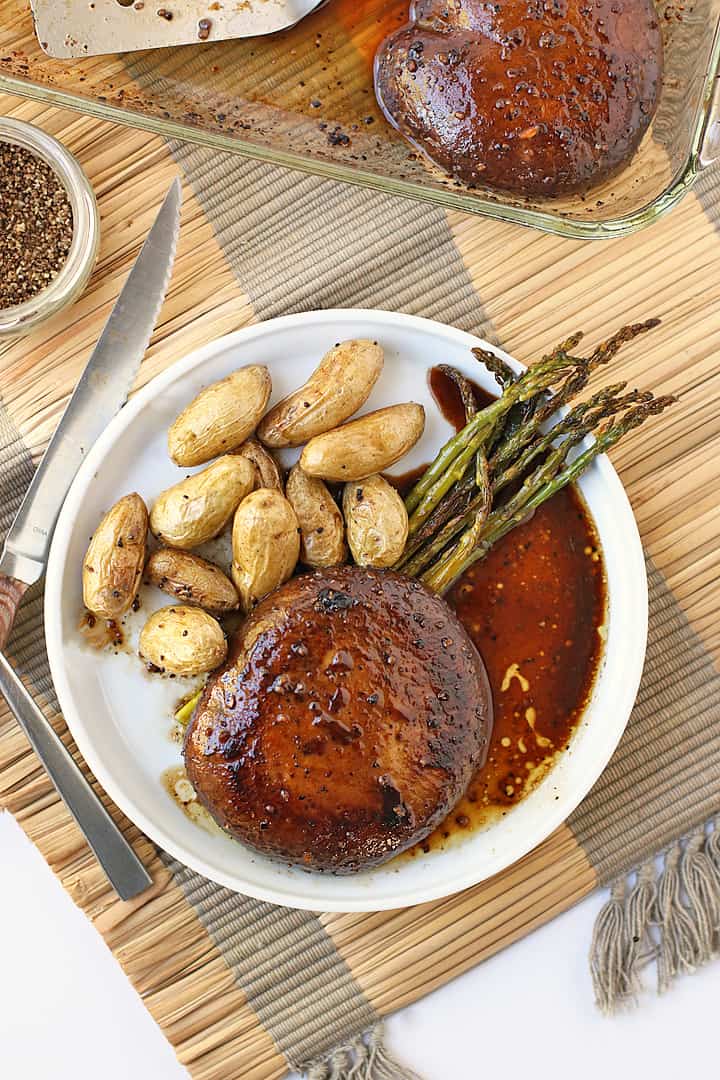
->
[402, 365, 607, 854]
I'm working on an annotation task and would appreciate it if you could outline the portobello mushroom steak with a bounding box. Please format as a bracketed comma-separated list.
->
[374, 0, 663, 196]
[184, 566, 493, 871]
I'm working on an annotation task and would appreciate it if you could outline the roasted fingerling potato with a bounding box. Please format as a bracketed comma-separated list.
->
[235, 437, 284, 491]
[83, 493, 149, 619]
[343, 475, 409, 569]
[139, 605, 227, 676]
[168, 365, 272, 467]
[257, 340, 384, 448]
[286, 464, 347, 568]
[231, 488, 300, 612]
[299, 402, 425, 482]
[145, 549, 239, 613]
[150, 456, 255, 549]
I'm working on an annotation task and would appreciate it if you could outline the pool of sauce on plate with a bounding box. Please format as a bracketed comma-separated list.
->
[397, 366, 607, 857]
[385, 461, 429, 495]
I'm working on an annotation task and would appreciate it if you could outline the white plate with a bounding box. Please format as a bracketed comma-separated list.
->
[45, 310, 647, 912]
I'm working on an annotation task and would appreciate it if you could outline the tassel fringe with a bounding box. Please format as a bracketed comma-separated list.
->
[590, 818, 720, 1013]
[300, 821, 720, 1073]
[305, 1024, 424, 1080]
[655, 842, 702, 991]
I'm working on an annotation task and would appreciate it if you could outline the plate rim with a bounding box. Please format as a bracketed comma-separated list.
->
[45, 308, 648, 911]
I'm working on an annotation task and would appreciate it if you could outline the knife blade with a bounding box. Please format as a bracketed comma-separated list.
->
[0, 176, 182, 586]
[0, 176, 182, 902]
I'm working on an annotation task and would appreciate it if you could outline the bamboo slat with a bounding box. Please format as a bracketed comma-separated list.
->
[1, 87, 719, 1079]
[0, 95, 251, 460]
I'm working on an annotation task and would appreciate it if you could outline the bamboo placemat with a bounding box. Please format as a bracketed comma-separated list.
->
[1, 88, 719, 1079]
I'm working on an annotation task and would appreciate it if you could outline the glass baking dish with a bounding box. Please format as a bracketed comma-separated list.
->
[1, 0, 719, 239]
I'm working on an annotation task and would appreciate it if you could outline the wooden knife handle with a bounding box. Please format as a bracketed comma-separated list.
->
[0, 573, 28, 651]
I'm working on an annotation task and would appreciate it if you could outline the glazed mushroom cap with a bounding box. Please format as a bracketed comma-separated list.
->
[184, 565, 493, 871]
[374, 0, 663, 196]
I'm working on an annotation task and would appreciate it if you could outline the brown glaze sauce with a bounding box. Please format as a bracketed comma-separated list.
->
[162, 765, 222, 834]
[78, 610, 125, 650]
[385, 462, 429, 495]
[403, 366, 606, 855]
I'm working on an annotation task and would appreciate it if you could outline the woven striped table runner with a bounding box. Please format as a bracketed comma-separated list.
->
[0, 89, 719, 1079]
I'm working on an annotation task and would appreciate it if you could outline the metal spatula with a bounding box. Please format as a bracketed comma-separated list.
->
[31, 0, 325, 59]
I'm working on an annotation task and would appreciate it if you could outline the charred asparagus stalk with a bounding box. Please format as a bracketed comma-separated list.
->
[404, 344, 583, 519]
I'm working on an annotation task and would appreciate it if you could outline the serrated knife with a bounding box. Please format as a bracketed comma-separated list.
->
[0, 176, 182, 900]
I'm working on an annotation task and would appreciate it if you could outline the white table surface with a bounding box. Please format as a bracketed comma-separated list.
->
[1, 809, 717, 1080]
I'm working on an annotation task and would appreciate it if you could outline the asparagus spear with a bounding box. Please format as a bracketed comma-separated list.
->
[396, 476, 475, 569]
[491, 385, 651, 496]
[472, 330, 584, 391]
[394, 321, 672, 597]
[421, 396, 674, 594]
[401, 487, 486, 578]
[488, 368, 590, 478]
[475, 332, 588, 447]
[584, 320, 660, 371]
[404, 344, 582, 517]
[472, 347, 516, 391]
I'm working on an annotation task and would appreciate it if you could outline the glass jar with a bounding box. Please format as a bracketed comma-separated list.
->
[0, 117, 100, 338]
